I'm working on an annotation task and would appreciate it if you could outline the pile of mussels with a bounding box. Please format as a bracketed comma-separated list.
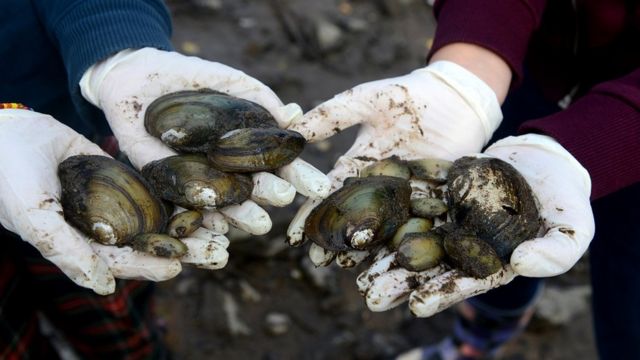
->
[59, 89, 305, 258]
[304, 156, 542, 278]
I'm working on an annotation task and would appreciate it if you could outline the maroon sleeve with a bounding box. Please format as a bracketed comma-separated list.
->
[430, 0, 548, 83]
[520, 69, 640, 200]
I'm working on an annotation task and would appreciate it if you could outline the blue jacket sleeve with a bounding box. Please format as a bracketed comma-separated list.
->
[31, 0, 174, 115]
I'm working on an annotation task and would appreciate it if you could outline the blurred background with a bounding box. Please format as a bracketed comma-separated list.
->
[152, 1, 597, 359]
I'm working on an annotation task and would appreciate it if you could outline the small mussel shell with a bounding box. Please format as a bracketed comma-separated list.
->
[410, 197, 448, 218]
[141, 154, 253, 209]
[397, 232, 445, 272]
[304, 176, 412, 251]
[167, 211, 203, 238]
[132, 233, 188, 258]
[144, 89, 278, 153]
[446, 157, 541, 260]
[407, 159, 453, 184]
[207, 128, 306, 172]
[389, 217, 434, 250]
[360, 156, 410, 179]
[59, 155, 167, 245]
[443, 230, 502, 278]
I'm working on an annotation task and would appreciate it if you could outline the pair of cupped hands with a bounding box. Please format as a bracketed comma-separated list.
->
[0, 48, 594, 317]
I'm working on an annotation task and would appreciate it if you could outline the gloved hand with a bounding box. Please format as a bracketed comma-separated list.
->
[80, 47, 331, 237]
[285, 61, 503, 267]
[0, 109, 191, 295]
[358, 134, 595, 316]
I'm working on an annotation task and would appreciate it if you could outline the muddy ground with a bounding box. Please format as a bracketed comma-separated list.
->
[154, 1, 598, 359]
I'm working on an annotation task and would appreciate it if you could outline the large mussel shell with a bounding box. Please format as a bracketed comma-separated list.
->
[144, 89, 279, 153]
[141, 154, 253, 209]
[59, 155, 168, 245]
[207, 128, 306, 172]
[304, 176, 412, 251]
[446, 157, 541, 260]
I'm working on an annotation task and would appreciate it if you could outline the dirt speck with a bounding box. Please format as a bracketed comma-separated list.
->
[438, 277, 457, 294]
[559, 227, 575, 237]
[354, 155, 378, 162]
[132, 101, 143, 117]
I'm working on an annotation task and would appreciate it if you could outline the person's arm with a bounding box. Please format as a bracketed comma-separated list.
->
[430, 43, 512, 104]
[521, 69, 640, 199]
[431, 0, 548, 86]
[31, 0, 173, 113]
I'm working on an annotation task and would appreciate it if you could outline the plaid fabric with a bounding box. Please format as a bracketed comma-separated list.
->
[0, 103, 32, 110]
[0, 230, 170, 359]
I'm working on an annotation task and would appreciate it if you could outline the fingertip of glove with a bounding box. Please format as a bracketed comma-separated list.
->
[279, 161, 331, 199]
[142, 259, 182, 282]
[278, 103, 303, 129]
[90, 272, 117, 296]
[408, 291, 440, 317]
[365, 292, 390, 312]
[510, 246, 566, 277]
[220, 201, 273, 235]
[196, 249, 229, 270]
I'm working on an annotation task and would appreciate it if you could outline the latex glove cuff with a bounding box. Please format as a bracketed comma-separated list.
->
[420, 61, 503, 144]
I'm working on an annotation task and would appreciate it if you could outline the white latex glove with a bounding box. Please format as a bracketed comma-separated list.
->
[0, 110, 182, 295]
[285, 61, 503, 265]
[80, 47, 331, 236]
[359, 134, 595, 317]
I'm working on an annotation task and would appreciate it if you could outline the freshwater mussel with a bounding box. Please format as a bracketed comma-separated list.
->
[141, 154, 253, 209]
[208, 127, 306, 173]
[145, 89, 305, 172]
[304, 176, 412, 251]
[59, 155, 187, 258]
[446, 156, 541, 261]
[144, 89, 278, 153]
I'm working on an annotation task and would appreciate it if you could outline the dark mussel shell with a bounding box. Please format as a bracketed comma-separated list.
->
[304, 176, 412, 251]
[443, 230, 503, 278]
[141, 154, 253, 209]
[446, 157, 541, 261]
[59, 155, 168, 246]
[207, 128, 306, 172]
[144, 89, 279, 153]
